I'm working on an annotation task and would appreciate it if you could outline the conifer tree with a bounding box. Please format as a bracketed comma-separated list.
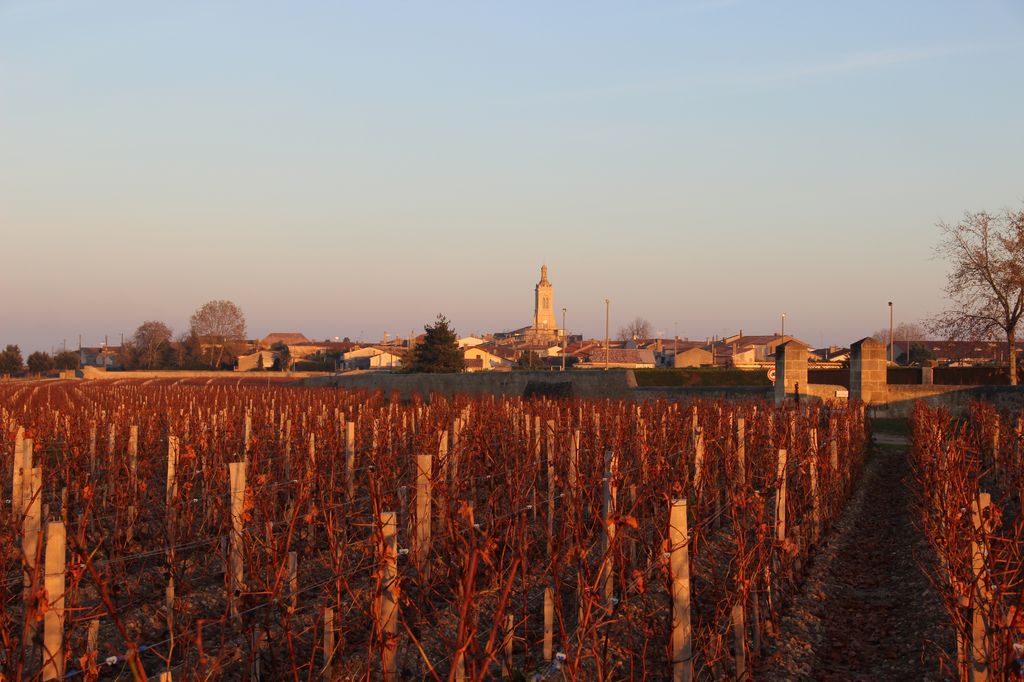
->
[408, 315, 464, 373]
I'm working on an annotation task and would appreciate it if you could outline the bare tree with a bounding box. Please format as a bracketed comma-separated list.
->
[930, 207, 1024, 384]
[872, 322, 927, 345]
[133, 320, 173, 369]
[189, 300, 247, 368]
[618, 317, 652, 342]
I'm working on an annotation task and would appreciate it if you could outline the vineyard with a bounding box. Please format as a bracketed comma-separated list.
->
[1, 380, 868, 680]
[910, 401, 1024, 680]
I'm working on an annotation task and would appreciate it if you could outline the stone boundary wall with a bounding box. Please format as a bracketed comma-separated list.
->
[303, 369, 638, 400]
[879, 385, 1024, 418]
[81, 367, 331, 380]
[804, 384, 848, 401]
[634, 386, 772, 402]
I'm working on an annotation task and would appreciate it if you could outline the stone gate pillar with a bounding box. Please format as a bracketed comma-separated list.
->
[850, 337, 887, 404]
[774, 341, 808, 405]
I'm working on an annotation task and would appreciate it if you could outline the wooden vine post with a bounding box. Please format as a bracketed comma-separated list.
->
[378, 511, 399, 681]
[89, 423, 97, 475]
[288, 551, 298, 612]
[692, 411, 704, 498]
[731, 602, 747, 679]
[970, 492, 991, 682]
[543, 585, 554, 662]
[345, 420, 356, 499]
[323, 606, 336, 679]
[128, 424, 138, 487]
[735, 417, 746, 485]
[11, 426, 24, 522]
[229, 461, 247, 622]
[20, 436, 36, 577]
[502, 614, 515, 678]
[547, 419, 556, 559]
[991, 421, 1000, 481]
[23, 460, 42, 645]
[669, 498, 692, 682]
[809, 455, 820, 545]
[775, 449, 788, 544]
[166, 435, 180, 640]
[244, 411, 252, 462]
[602, 450, 616, 608]
[569, 428, 580, 490]
[414, 453, 433, 578]
[127, 425, 138, 540]
[41, 521, 66, 681]
[166, 435, 179, 508]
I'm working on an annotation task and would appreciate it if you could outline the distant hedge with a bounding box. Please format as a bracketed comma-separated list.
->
[633, 368, 772, 388]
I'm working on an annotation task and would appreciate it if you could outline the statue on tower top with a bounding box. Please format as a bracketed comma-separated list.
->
[539, 264, 550, 285]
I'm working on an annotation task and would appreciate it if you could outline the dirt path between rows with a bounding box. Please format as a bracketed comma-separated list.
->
[758, 431, 955, 681]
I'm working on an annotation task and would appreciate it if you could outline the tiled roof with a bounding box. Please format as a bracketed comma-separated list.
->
[262, 332, 309, 346]
[584, 348, 656, 365]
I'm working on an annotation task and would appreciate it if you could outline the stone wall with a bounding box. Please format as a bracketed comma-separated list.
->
[634, 386, 772, 402]
[850, 337, 887, 403]
[876, 385, 1024, 418]
[304, 369, 639, 401]
[804, 384, 848, 401]
[81, 367, 330, 380]
[775, 342, 808, 405]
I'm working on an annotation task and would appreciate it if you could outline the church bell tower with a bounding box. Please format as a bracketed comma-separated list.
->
[534, 264, 556, 334]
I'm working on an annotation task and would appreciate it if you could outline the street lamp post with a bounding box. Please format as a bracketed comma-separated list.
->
[888, 301, 894, 364]
[604, 299, 610, 371]
[561, 308, 567, 372]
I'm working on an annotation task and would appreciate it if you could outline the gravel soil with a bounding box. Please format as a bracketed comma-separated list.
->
[757, 433, 955, 681]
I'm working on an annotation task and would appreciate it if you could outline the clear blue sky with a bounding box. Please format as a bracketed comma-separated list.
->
[3, 1, 1022, 352]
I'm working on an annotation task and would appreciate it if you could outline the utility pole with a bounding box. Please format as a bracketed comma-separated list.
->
[561, 308, 567, 372]
[888, 301, 894, 364]
[604, 299, 610, 371]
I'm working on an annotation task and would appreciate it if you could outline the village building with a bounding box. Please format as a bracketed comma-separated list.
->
[342, 346, 402, 370]
[813, 346, 851, 365]
[79, 346, 123, 370]
[658, 342, 714, 368]
[236, 350, 279, 371]
[260, 332, 309, 349]
[463, 346, 514, 372]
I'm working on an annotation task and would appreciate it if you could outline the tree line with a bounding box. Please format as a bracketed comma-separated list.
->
[0, 345, 80, 375]
[1, 299, 248, 375]
[115, 299, 248, 370]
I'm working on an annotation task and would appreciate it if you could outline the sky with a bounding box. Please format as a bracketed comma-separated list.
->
[2, 0, 1023, 353]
